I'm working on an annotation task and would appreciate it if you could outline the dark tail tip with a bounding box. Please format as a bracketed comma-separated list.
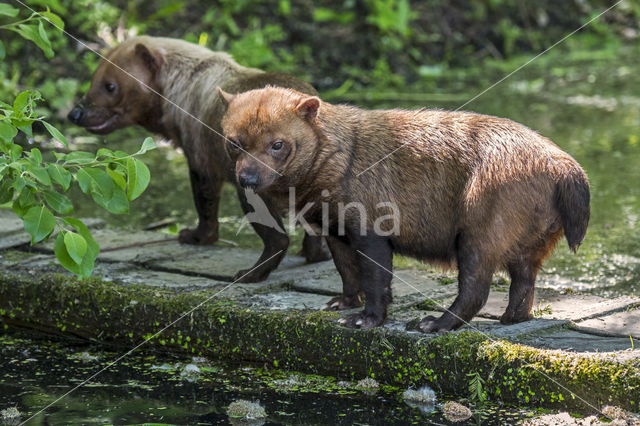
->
[555, 170, 590, 253]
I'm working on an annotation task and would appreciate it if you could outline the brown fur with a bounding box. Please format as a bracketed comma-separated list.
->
[220, 86, 590, 331]
[68, 36, 330, 282]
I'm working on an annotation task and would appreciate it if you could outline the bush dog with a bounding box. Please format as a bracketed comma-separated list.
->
[68, 36, 329, 282]
[219, 86, 590, 331]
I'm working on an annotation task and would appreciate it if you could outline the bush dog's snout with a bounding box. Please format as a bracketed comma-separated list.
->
[67, 104, 84, 124]
[238, 168, 260, 189]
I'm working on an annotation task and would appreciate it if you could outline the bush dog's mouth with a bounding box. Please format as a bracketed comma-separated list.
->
[86, 114, 119, 133]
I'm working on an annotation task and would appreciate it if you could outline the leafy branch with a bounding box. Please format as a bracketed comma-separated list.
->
[0, 5, 156, 277]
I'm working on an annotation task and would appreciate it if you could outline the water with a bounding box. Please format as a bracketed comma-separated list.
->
[0, 333, 538, 424]
[66, 45, 640, 297]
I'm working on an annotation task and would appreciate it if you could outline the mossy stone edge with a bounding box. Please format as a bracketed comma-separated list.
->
[1, 271, 637, 412]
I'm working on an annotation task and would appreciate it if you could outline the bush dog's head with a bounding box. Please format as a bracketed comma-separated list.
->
[68, 36, 164, 134]
[219, 86, 321, 193]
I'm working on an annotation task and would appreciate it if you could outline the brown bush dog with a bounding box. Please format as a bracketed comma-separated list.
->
[67, 36, 330, 282]
[219, 86, 590, 332]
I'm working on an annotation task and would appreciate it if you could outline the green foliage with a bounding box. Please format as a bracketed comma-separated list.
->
[467, 371, 487, 404]
[0, 9, 156, 278]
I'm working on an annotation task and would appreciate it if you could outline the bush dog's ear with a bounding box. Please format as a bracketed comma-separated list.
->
[217, 87, 235, 108]
[296, 96, 320, 122]
[135, 43, 163, 74]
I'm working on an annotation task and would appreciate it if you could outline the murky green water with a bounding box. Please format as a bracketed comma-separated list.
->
[1, 333, 540, 424]
[69, 45, 640, 297]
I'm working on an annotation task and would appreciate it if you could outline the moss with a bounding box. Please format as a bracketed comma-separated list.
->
[1, 270, 639, 411]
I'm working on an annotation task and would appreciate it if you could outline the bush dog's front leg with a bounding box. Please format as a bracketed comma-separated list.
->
[339, 234, 393, 329]
[178, 166, 222, 245]
[232, 186, 289, 283]
[323, 236, 363, 311]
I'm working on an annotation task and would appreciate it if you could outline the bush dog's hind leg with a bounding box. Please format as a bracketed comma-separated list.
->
[301, 234, 332, 263]
[178, 166, 222, 245]
[419, 246, 495, 332]
[340, 234, 393, 329]
[323, 236, 363, 311]
[232, 187, 289, 283]
[500, 260, 537, 324]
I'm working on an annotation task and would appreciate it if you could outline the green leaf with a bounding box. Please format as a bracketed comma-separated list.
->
[0, 121, 17, 142]
[0, 3, 19, 17]
[106, 166, 126, 190]
[27, 164, 51, 186]
[0, 40, 5, 60]
[137, 137, 157, 155]
[13, 90, 34, 116]
[28, 147, 42, 164]
[13, 23, 54, 58]
[43, 189, 73, 214]
[63, 231, 87, 264]
[64, 151, 95, 164]
[126, 157, 150, 201]
[47, 163, 71, 190]
[54, 232, 78, 273]
[76, 167, 114, 198]
[101, 186, 129, 214]
[39, 11, 65, 30]
[23, 205, 56, 244]
[60, 217, 99, 278]
[43, 121, 68, 147]
[12, 186, 36, 217]
[0, 178, 14, 204]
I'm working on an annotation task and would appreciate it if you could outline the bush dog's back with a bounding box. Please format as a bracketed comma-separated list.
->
[219, 86, 590, 332]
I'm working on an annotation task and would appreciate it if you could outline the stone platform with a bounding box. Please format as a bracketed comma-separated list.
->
[1, 209, 639, 413]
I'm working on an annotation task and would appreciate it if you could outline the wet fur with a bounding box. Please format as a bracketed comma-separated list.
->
[220, 87, 590, 331]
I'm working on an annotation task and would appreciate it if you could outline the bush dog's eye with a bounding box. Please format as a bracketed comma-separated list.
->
[271, 140, 284, 152]
[228, 139, 242, 152]
[105, 82, 116, 93]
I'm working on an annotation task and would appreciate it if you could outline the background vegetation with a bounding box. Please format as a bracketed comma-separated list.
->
[1, 0, 639, 125]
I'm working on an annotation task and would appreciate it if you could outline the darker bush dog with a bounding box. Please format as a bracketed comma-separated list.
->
[219, 86, 590, 332]
[68, 36, 330, 282]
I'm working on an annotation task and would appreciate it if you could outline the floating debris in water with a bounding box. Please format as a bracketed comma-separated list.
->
[179, 363, 200, 382]
[523, 412, 607, 425]
[227, 399, 267, 419]
[602, 405, 629, 421]
[356, 377, 379, 389]
[442, 401, 472, 422]
[0, 407, 21, 425]
[403, 385, 437, 414]
[336, 380, 353, 388]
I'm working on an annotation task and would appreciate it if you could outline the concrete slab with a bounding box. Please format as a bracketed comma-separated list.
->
[572, 307, 640, 339]
[241, 291, 335, 311]
[520, 329, 637, 352]
[478, 288, 640, 322]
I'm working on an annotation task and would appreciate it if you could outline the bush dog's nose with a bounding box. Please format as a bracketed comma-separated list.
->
[238, 171, 259, 189]
[67, 105, 84, 123]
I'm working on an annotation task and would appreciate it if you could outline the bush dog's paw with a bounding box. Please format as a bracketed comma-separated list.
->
[233, 268, 269, 283]
[303, 246, 332, 263]
[500, 311, 533, 325]
[418, 316, 453, 333]
[323, 294, 363, 311]
[178, 227, 218, 245]
[338, 312, 384, 329]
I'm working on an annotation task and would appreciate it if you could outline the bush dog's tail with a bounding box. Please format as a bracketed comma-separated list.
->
[555, 167, 590, 252]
